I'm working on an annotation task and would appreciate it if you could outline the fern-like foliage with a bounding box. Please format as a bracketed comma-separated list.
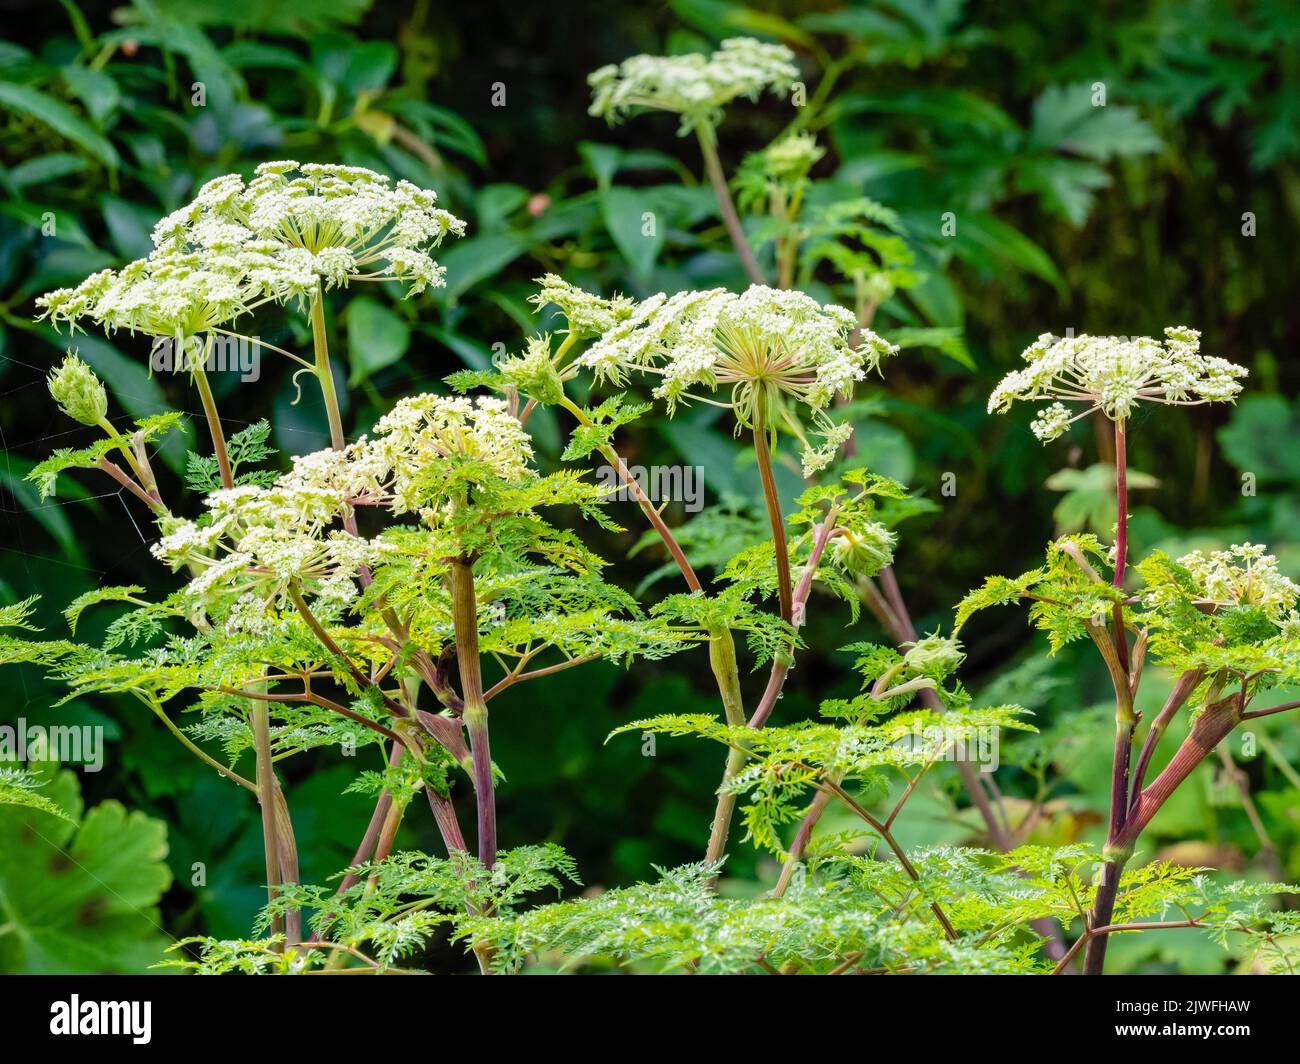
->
[184, 419, 277, 492]
[26, 412, 183, 499]
[0, 766, 73, 820]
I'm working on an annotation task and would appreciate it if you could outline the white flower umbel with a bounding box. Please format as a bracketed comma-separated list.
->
[151, 161, 467, 301]
[151, 394, 536, 613]
[573, 283, 897, 474]
[39, 162, 466, 335]
[590, 38, 799, 286]
[363, 394, 534, 517]
[37, 252, 259, 340]
[989, 327, 1247, 442]
[152, 479, 376, 618]
[588, 37, 799, 135]
[1174, 543, 1300, 624]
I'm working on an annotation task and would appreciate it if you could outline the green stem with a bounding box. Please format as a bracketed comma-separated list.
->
[96, 417, 146, 482]
[702, 627, 749, 872]
[703, 438, 838, 869]
[147, 701, 255, 793]
[192, 358, 233, 490]
[752, 405, 793, 626]
[311, 293, 346, 451]
[451, 558, 495, 870]
[250, 694, 284, 947]
[558, 395, 747, 882]
[696, 127, 766, 286]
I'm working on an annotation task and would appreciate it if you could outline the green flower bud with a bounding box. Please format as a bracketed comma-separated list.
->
[47, 353, 108, 427]
[830, 521, 895, 577]
[763, 132, 824, 182]
[862, 272, 895, 307]
[498, 336, 566, 405]
[901, 634, 965, 681]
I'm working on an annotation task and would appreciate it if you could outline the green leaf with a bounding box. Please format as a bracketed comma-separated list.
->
[1217, 396, 1300, 484]
[60, 66, 120, 126]
[835, 89, 1019, 134]
[888, 327, 975, 370]
[435, 231, 531, 303]
[347, 296, 410, 385]
[0, 765, 172, 973]
[1029, 83, 1162, 159]
[7, 152, 88, 189]
[101, 195, 156, 259]
[0, 81, 120, 169]
[1045, 463, 1159, 535]
[0, 455, 86, 563]
[945, 214, 1066, 295]
[600, 186, 665, 280]
[1015, 156, 1112, 228]
[63, 585, 145, 635]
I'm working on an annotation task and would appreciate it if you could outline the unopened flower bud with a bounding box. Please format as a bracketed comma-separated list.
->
[901, 634, 965, 680]
[830, 521, 895, 577]
[47, 352, 107, 427]
[499, 336, 566, 405]
[862, 272, 895, 307]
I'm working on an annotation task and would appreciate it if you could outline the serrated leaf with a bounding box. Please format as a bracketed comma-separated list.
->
[0, 765, 172, 973]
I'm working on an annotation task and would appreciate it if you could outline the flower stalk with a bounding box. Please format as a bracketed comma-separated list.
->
[191, 355, 233, 490]
[311, 291, 347, 451]
[697, 128, 766, 286]
[450, 557, 496, 870]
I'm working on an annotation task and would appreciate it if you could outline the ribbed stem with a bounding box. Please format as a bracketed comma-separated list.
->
[451, 558, 495, 869]
[311, 293, 346, 451]
[1086, 419, 1136, 975]
[696, 127, 766, 286]
[250, 698, 283, 946]
[703, 627, 749, 872]
[1111, 419, 1130, 672]
[192, 359, 233, 490]
[1082, 858, 1126, 975]
[752, 408, 793, 626]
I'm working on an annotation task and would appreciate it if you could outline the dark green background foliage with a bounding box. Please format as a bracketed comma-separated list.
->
[0, 0, 1297, 973]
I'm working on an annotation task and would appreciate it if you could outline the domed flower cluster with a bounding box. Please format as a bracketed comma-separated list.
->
[1173, 543, 1300, 624]
[829, 520, 896, 577]
[901, 634, 966, 681]
[588, 37, 799, 135]
[366, 394, 533, 517]
[37, 161, 465, 342]
[761, 132, 825, 182]
[495, 335, 567, 405]
[152, 162, 465, 297]
[568, 284, 897, 475]
[737, 132, 825, 211]
[152, 394, 534, 618]
[37, 253, 260, 340]
[988, 327, 1248, 442]
[152, 478, 377, 624]
[47, 353, 108, 427]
